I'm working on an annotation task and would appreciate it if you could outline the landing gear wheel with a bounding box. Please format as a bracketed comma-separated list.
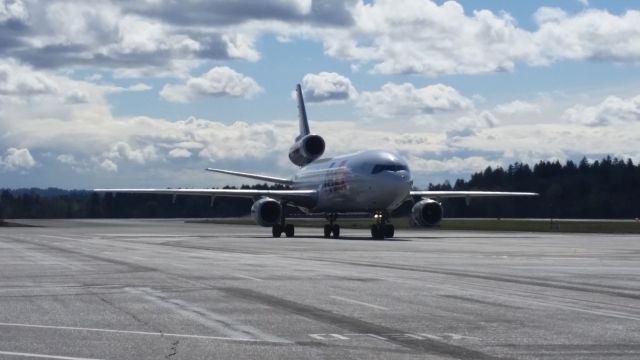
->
[371, 224, 384, 240]
[332, 224, 340, 238]
[284, 224, 295, 237]
[323, 213, 339, 238]
[323, 224, 332, 238]
[383, 224, 394, 238]
[272, 225, 283, 238]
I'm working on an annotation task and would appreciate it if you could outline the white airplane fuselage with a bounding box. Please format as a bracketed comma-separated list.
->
[292, 149, 413, 213]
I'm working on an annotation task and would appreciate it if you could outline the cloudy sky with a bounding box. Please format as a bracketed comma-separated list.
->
[2, 0, 640, 189]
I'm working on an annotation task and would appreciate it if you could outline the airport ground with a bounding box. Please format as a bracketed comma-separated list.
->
[193, 217, 640, 234]
[1, 219, 639, 359]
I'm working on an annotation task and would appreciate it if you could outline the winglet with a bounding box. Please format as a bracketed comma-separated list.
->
[295, 84, 310, 139]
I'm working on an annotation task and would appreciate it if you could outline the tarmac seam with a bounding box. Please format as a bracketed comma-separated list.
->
[218, 287, 507, 360]
[303, 257, 640, 301]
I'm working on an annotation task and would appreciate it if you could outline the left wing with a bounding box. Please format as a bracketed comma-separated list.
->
[410, 191, 538, 199]
[94, 188, 317, 204]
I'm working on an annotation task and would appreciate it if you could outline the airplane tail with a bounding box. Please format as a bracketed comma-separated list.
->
[288, 84, 325, 166]
[295, 84, 310, 141]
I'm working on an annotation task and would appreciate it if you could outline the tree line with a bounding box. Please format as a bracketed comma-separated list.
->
[1, 156, 639, 219]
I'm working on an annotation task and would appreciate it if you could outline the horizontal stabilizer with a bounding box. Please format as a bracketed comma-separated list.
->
[206, 168, 293, 185]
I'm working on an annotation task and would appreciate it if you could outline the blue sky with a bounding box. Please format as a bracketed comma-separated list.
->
[1, 0, 640, 189]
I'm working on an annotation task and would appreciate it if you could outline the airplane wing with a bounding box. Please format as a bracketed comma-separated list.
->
[206, 168, 293, 185]
[93, 188, 316, 203]
[410, 191, 538, 199]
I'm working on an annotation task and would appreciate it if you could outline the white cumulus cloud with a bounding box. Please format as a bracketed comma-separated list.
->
[0, 0, 27, 22]
[168, 148, 192, 158]
[494, 100, 541, 115]
[99, 159, 118, 172]
[0, 58, 58, 96]
[1, 147, 36, 171]
[357, 82, 472, 118]
[160, 66, 262, 103]
[300, 72, 357, 103]
[562, 94, 640, 126]
[312, 1, 640, 76]
[533, 8, 640, 64]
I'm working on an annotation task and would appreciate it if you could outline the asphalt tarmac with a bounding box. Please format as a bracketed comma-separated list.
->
[1, 219, 639, 359]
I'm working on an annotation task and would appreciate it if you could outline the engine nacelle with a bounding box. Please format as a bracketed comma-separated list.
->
[251, 197, 282, 227]
[411, 199, 443, 227]
[288, 134, 325, 166]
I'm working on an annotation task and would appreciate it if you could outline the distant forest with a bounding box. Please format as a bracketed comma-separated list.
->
[1, 156, 639, 219]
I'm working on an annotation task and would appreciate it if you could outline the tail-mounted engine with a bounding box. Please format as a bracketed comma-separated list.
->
[411, 199, 443, 227]
[251, 197, 282, 227]
[288, 134, 325, 166]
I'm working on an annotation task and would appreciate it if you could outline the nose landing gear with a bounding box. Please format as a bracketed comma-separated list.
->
[371, 210, 394, 239]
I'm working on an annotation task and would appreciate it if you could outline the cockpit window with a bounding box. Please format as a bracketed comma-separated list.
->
[371, 164, 408, 174]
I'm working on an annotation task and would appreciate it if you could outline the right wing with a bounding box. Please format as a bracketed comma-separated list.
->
[94, 188, 316, 204]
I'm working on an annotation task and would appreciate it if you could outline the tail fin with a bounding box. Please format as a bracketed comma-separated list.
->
[295, 84, 310, 140]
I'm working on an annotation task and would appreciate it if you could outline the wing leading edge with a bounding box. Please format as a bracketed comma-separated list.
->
[410, 191, 538, 199]
[93, 188, 316, 204]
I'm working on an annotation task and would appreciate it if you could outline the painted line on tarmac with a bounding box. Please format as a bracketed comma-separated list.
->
[127, 287, 288, 343]
[330, 295, 389, 310]
[235, 274, 263, 281]
[0, 322, 283, 343]
[0, 350, 103, 360]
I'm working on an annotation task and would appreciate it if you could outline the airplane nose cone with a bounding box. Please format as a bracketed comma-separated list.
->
[373, 171, 412, 209]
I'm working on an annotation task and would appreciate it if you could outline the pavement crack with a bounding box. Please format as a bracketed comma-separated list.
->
[165, 340, 179, 359]
[91, 290, 159, 332]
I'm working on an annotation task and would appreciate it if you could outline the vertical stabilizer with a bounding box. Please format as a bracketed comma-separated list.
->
[289, 83, 325, 166]
[296, 84, 310, 140]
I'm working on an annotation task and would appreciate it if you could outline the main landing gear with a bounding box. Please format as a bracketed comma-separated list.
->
[271, 201, 295, 238]
[370, 210, 394, 240]
[323, 213, 340, 238]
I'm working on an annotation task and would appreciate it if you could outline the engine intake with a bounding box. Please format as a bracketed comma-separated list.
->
[411, 199, 443, 227]
[251, 197, 282, 227]
[288, 134, 325, 166]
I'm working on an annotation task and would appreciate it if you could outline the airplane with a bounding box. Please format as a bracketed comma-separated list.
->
[95, 84, 537, 239]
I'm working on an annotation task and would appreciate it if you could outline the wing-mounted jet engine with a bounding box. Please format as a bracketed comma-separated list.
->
[411, 199, 443, 227]
[251, 197, 295, 238]
[289, 84, 325, 166]
[251, 197, 282, 226]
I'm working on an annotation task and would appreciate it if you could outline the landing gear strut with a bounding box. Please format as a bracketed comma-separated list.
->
[323, 213, 340, 238]
[272, 202, 295, 238]
[371, 210, 394, 240]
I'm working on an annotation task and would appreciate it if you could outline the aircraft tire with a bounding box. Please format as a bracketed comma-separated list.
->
[371, 224, 384, 240]
[332, 224, 340, 238]
[323, 224, 332, 238]
[285, 224, 295, 237]
[383, 224, 394, 238]
[272, 225, 283, 238]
